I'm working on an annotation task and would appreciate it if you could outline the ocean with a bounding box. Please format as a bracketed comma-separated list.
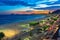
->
[0, 14, 46, 25]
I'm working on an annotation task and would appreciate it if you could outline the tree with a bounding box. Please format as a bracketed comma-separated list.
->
[53, 17, 57, 21]
[50, 21, 54, 25]
[29, 32, 33, 36]
[43, 25, 49, 31]
[0, 32, 5, 40]
[37, 28, 43, 34]
[18, 38, 21, 40]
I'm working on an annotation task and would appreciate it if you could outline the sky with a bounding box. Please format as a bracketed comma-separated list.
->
[0, 0, 60, 12]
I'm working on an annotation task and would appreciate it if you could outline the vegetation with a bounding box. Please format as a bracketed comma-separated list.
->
[40, 20, 46, 23]
[18, 38, 21, 40]
[21, 24, 29, 28]
[47, 18, 49, 20]
[29, 31, 33, 36]
[29, 22, 39, 26]
[40, 20, 47, 25]
[24, 38, 30, 40]
[37, 28, 43, 33]
[36, 25, 49, 33]
[53, 17, 58, 21]
[0, 32, 5, 40]
[50, 21, 54, 25]
[42, 25, 49, 31]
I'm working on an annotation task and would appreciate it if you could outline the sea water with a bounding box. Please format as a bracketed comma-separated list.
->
[0, 14, 46, 25]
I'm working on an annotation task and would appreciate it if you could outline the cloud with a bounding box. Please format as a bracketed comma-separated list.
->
[50, 4, 60, 6]
[0, 0, 36, 6]
[13, 7, 35, 11]
[0, 0, 58, 6]
[34, 4, 49, 8]
[0, 0, 60, 11]
[36, 0, 58, 4]
[0, 5, 35, 12]
[34, 4, 60, 8]
[0, 0, 59, 7]
[48, 0, 58, 3]
[0, 3, 5, 5]
[0, 5, 24, 12]
[49, 0, 58, 2]
[34, 6, 60, 10]
[33, 3, 60, 10]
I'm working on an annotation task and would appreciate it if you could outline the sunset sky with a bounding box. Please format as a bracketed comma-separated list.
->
[0, 0, 60, 13]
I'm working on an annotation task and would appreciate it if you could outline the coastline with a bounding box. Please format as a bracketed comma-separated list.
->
[0, 15, 49, 28]
[0, 14, 46, 25]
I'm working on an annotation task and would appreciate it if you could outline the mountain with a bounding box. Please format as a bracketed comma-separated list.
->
[52, 9, 60, 14]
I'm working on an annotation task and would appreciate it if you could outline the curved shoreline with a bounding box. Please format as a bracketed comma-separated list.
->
[0, 15, 49, 28]
[0, 14, 46, 25]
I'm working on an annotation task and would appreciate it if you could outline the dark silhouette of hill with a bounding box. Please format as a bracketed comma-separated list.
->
[52, 9, 60, 14]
